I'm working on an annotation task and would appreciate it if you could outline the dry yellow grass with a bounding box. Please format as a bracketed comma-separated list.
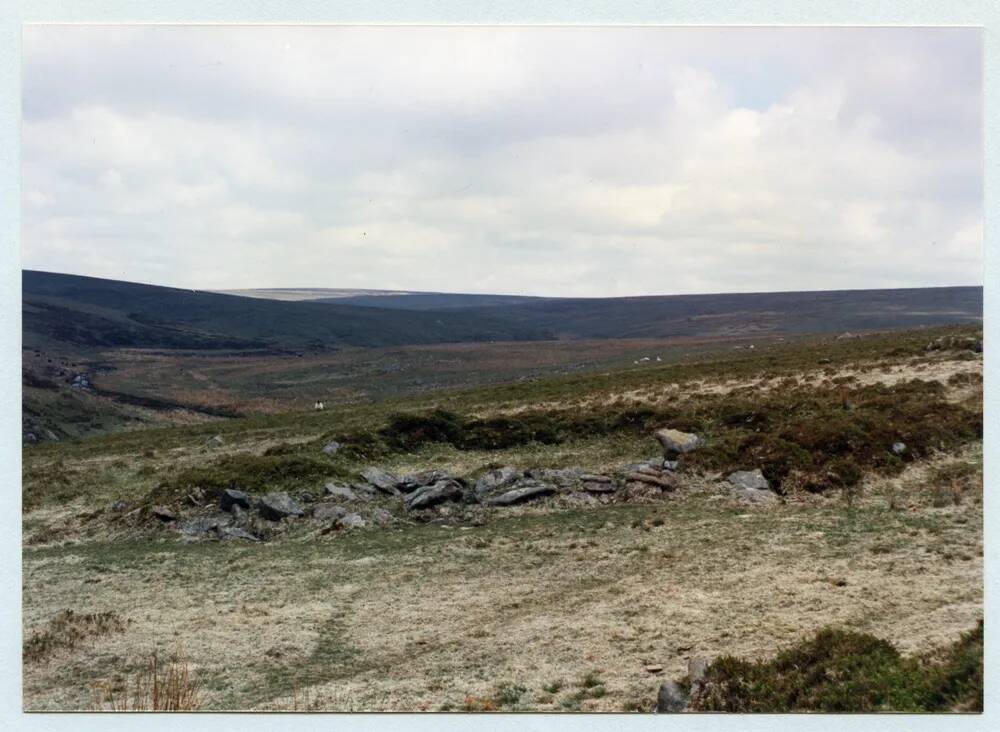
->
[22, 444, 982, 711]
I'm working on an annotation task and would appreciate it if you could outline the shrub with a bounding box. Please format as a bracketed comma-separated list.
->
[690, 622, 983, 712]
[24, 609, 127, 663]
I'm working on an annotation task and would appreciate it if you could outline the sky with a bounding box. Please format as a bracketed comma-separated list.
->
[21, 25, 982, 297]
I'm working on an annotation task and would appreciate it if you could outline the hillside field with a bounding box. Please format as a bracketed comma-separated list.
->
[22, 324, 983, 711]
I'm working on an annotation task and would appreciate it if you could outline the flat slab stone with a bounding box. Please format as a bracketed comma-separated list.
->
[487, 483, 556, 506]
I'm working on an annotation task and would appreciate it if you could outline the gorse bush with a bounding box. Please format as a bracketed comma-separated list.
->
[690, 621, 983, 712]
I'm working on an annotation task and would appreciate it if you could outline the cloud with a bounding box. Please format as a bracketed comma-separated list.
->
[22, 26, 982, 296]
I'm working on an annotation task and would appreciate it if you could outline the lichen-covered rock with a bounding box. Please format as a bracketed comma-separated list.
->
[655, 428, 704, 457]
[727, 469, 769, 492]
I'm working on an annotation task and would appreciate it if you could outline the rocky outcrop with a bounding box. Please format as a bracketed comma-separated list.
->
[474, 467, 521, 498]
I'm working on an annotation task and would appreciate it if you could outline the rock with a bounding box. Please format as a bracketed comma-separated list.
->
[181, 516, 224, 537]
[324, 483, 358, 501]
[313, 503, 347, 522]
[656, 681, 688, 713]
[817, 357, 833, 364]
[208, 434, 225, 447]
[561, 491, 600, 507]
[370, 508, 396, 527]
[218, 526, 258, 541]
[529, 467, 583, 487]
[487, 482, 556, 506]
[580, 473, 612, 484]
[337, 513, 366, 530]
[731, 486, 778, 505]
[152, 506, 177, 522]
[360, 467, 401, 495]
[654, 428, 704, 457]
[688, 656, 709, 687]
[624, 481, 666, 503]
[397, 470, 451, 493]
[257, 492, 305, 521]
[645, 664, 664, 673]
[662, 460, 679, 471]
[111, 500, 129, 512]
[405, 479, 465, 511]
[727, 469, 769, 491]
[321, 441, 341, 456]
[220, 488, 250, 512]
[582, 479, 616, 494]
[474, 466, 521, 497]
[627, 471, 677, 490]
[892, 442, 907, 455]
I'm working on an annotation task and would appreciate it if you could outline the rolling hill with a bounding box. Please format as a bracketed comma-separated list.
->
[23, 270, 982, 356]
[22, 270, 553, 353]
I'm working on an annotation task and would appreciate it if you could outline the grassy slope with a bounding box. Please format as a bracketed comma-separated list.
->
[21, 324, 983, 711]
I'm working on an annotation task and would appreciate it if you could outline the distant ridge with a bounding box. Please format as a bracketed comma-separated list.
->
[23, 270, 982, 353]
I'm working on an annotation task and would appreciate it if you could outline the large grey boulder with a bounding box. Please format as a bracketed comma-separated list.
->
[655, 429, 704, 457]
[360, 467, 401, 495]
[405, 479, 465, 511]
[727, 469, 769, 491]
[474, 466, 521, 497]
[220, 488, 251, 512]
[257, 492, 305, 521]
[656, 681, 688, 713]
[487, 481, 556, 506]
[324, 483, 358, 501]
[321, 441, 341, 456]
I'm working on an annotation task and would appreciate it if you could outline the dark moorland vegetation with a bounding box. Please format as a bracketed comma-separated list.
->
[691, 621, 983, 712]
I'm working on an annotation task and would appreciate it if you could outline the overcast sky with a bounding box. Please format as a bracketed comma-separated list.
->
[22, 25, 982, 296]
